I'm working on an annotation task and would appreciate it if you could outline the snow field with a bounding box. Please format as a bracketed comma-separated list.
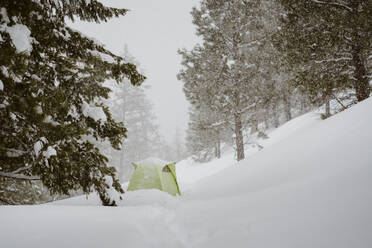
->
[1, 98, 372, 248]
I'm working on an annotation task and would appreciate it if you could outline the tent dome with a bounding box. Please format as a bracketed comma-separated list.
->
[127, 157, 181, 196]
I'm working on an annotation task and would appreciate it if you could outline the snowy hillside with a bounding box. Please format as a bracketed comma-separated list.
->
[177, 110, 321, 190]
[1, 98, 372, 248]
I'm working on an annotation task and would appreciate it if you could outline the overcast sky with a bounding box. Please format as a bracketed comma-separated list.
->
[69, 0, 201, 141]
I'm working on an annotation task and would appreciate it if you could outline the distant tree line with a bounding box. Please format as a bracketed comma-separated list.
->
[102, 47, 183, 182]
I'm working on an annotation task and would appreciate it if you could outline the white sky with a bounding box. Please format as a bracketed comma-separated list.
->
[69, 0, 201, 141]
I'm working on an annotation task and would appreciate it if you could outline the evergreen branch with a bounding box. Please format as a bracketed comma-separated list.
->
[0, 171, 40, 181]
[237, 103, 257, 115]
[331, 93, 347, 109]
[12, 165, 34, 174]
[309, 0, 353, 12]
[0, 198, 12, 205]
[0, 146, 28, 157]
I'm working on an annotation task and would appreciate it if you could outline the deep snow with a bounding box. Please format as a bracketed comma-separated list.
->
[1, 98, 372, 248]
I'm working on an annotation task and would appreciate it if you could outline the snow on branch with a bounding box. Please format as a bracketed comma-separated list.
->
[237, 103, 256, 115]
[309, 0, 353, 12]
[314, 57, 352, 64]
[0, 8, 34, 54]
[204, 120, 227, 129]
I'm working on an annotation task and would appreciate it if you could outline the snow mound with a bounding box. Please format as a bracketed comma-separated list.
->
[177, 97, 372, 247]
[260, 112, 321, 148]
[176, 150, 235, 191]
[51, 188, 177, 209]
[176, 111, 323, 191]
[50, 193, 102, 206]
[121, 189, 178, 208]
[2, 98, 372, 248]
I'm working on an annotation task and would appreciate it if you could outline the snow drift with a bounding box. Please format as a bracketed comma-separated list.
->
[177, 98, 372, 248]
[1, 98, 372, 248]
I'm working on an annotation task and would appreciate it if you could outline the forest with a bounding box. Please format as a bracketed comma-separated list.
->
[178, 0, 371, 162]
[0, 2, 371, 246]
[1, 0, 370, 206]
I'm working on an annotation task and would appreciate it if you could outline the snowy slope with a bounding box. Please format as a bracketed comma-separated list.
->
[177, 98, 372, 247]
[176, 111, 321, 190]
[1, 98, 372, 248]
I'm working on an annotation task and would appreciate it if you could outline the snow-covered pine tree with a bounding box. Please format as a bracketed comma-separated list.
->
[117, 82, 164, 180]
[167, 127, 186, 162]
[274, 0, 371, 108]
[178, 45, 232, 160]
[186, 105, 231, 162]
[101, 46, 166, 181]
[243, 0, 309, 128]
[180, 0, 286, 161]
[0, 0, 145, 205]
[181, 4, 246, 160]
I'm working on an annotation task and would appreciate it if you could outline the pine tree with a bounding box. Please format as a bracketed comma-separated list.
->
[186, 105, 231, 162]
[0, 1, 145, 205]
[101, 46, 166, 181]
[116, 82, 164, 180]
[179, 0, 285, 161]
[274, 0, 371, 106]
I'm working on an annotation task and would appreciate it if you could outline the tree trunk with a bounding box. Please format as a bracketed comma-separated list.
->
[300, 98, 308, 114]
[272, 104, 280, 128]
[215, 135, 221, 159]
[325, 95, 331, 118]
[264, 110, 270, 129]
[283, 93, 292, 121]
[234, 112, 245, 161]
[250, 119, 258, 134]
[352, 44, 370, 102]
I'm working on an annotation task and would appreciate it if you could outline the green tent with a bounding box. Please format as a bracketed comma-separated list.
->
[127, 158, 181, 196]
